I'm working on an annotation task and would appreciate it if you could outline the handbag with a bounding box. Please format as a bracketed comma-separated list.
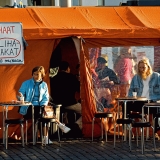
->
[42, 106, 55, 118]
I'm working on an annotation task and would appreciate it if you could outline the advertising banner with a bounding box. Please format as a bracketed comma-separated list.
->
[0, 22, 24, 64]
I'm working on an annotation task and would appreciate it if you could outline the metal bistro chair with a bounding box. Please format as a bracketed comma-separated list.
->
[5, 118, 25, 149]
[114, 111, 145, 148]
[61, 109, 77, 125]
[3, 103, 27, 149]
[153, 113, 160, 138]
[35, 104, 62, 146]
[35, 117, 61, 146]
[114, 118, 133, 148]
[92, 99, 113, 142]
[129, 121, 156, 154]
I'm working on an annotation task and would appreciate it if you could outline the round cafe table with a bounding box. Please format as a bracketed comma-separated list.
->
[0, 101, 35, 145]
[115, 96, 148, 141]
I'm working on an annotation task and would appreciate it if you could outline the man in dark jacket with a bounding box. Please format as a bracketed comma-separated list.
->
[94, 57, 120, 112]
[96, 57, 120, 85]
[50, 61, 81, 130]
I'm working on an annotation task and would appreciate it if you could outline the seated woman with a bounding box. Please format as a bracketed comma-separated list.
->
[126, 57, 160, 136]
[18, 66, 70, 144]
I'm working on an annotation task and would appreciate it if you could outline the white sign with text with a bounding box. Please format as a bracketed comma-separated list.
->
[0, 22, 24, 64]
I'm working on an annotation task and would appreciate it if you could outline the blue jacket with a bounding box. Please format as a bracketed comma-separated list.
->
[19, 78, 49, 115]
[128, 72, 160, 100]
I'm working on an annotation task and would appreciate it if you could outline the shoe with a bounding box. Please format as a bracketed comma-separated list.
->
[155, 133, 160, 140]
[42, 136, 53, 145]
[58, 123, 71, 133]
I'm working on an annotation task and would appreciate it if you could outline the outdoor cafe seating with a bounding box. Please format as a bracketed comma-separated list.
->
[0, 101, 33, 149]
[34, 104, 62, 146]
[114, 97, 160, 154]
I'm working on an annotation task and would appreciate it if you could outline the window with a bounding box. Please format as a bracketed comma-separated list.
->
[98, 0, 104, 6]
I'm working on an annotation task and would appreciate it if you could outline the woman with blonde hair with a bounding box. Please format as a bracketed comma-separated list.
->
[128, 57, 157, 99]
[137, 58, 153, 80]
[127, 57, 160, 137]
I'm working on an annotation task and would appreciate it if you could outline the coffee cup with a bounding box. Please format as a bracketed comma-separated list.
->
[19, 96, 24, 104]
[132, 92, 137, 98]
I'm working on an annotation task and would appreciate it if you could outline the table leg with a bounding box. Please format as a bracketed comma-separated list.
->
[124, 101, 127, 141]
[146, 107, 150, 140]
[32, 105, 35, 145]
[118, 101, 120, 138]
[142, 106, 145, 122]
[2, 106, 5, 144]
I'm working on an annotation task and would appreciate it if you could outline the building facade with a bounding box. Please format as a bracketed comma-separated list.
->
[0, 0, 128, 7]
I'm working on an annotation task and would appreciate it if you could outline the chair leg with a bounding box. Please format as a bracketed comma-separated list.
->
[92, 117, 95, 142]
[61, 112, 68, 135]
[136, 128, 139, 147]
[101, 118, 103, 140]
[57, 127, 61, 147]
[128, 124, 131, 147]
[34, 121, 38, 144]
[141, 128, 144, 154]
[114, 123, 117, 148]
[129, 127, 132, 151]
[47, 122, 50, 145]
[151, 126, 156, 151]
[40, 122, 43, 145]
[122, 124, 124, 142]
[62, 113, 64, 124]
[25, 120, 28, 145]
[74, 112, 76, 122]
[104, 118, 108, 142]
[21, 124, 24, 147]
[43, 123, 47, 146]
[5, 124, 9, 149]
[57, 127, 60, 142]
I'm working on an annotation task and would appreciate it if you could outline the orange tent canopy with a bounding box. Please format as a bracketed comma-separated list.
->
[0, 6, 160, 138]
[0, 7, 160, 39]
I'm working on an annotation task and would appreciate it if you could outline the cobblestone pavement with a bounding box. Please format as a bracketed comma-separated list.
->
[0, 137, 160, 160]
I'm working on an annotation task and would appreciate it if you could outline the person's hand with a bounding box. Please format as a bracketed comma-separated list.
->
[90, 69, 98, 77]
[109, 81, 114, 85]
[17, 92, 23, 97]
[101, 76, 109, 81]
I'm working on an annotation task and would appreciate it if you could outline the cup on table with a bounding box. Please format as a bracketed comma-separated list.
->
[19, 96, 24, 104]
[132, 92, 137, 98]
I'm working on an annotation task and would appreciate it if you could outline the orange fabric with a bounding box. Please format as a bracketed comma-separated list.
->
[1, 6, 160, 138]
[0, 7, 160, 39]
[0, 39, 55, 138]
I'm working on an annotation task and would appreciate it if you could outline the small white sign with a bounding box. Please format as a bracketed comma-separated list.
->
[0, 22, 24, 65]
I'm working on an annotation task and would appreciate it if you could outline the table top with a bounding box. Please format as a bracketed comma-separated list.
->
[144, 103, 160, 106]
[115, 97, 148, 101]
[0, 101, 31, 106]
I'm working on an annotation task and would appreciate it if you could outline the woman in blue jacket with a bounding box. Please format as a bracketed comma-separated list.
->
[18, 66, 70, 144]
[18, 66, 49, 119]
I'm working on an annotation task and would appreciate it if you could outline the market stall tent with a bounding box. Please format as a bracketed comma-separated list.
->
[0, 6, 160, 138]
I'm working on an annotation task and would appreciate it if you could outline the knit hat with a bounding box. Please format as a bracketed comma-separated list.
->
[97, 57, 107, 64]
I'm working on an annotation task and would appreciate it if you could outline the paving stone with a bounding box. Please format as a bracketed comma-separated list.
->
[0, 139, 160, 160]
